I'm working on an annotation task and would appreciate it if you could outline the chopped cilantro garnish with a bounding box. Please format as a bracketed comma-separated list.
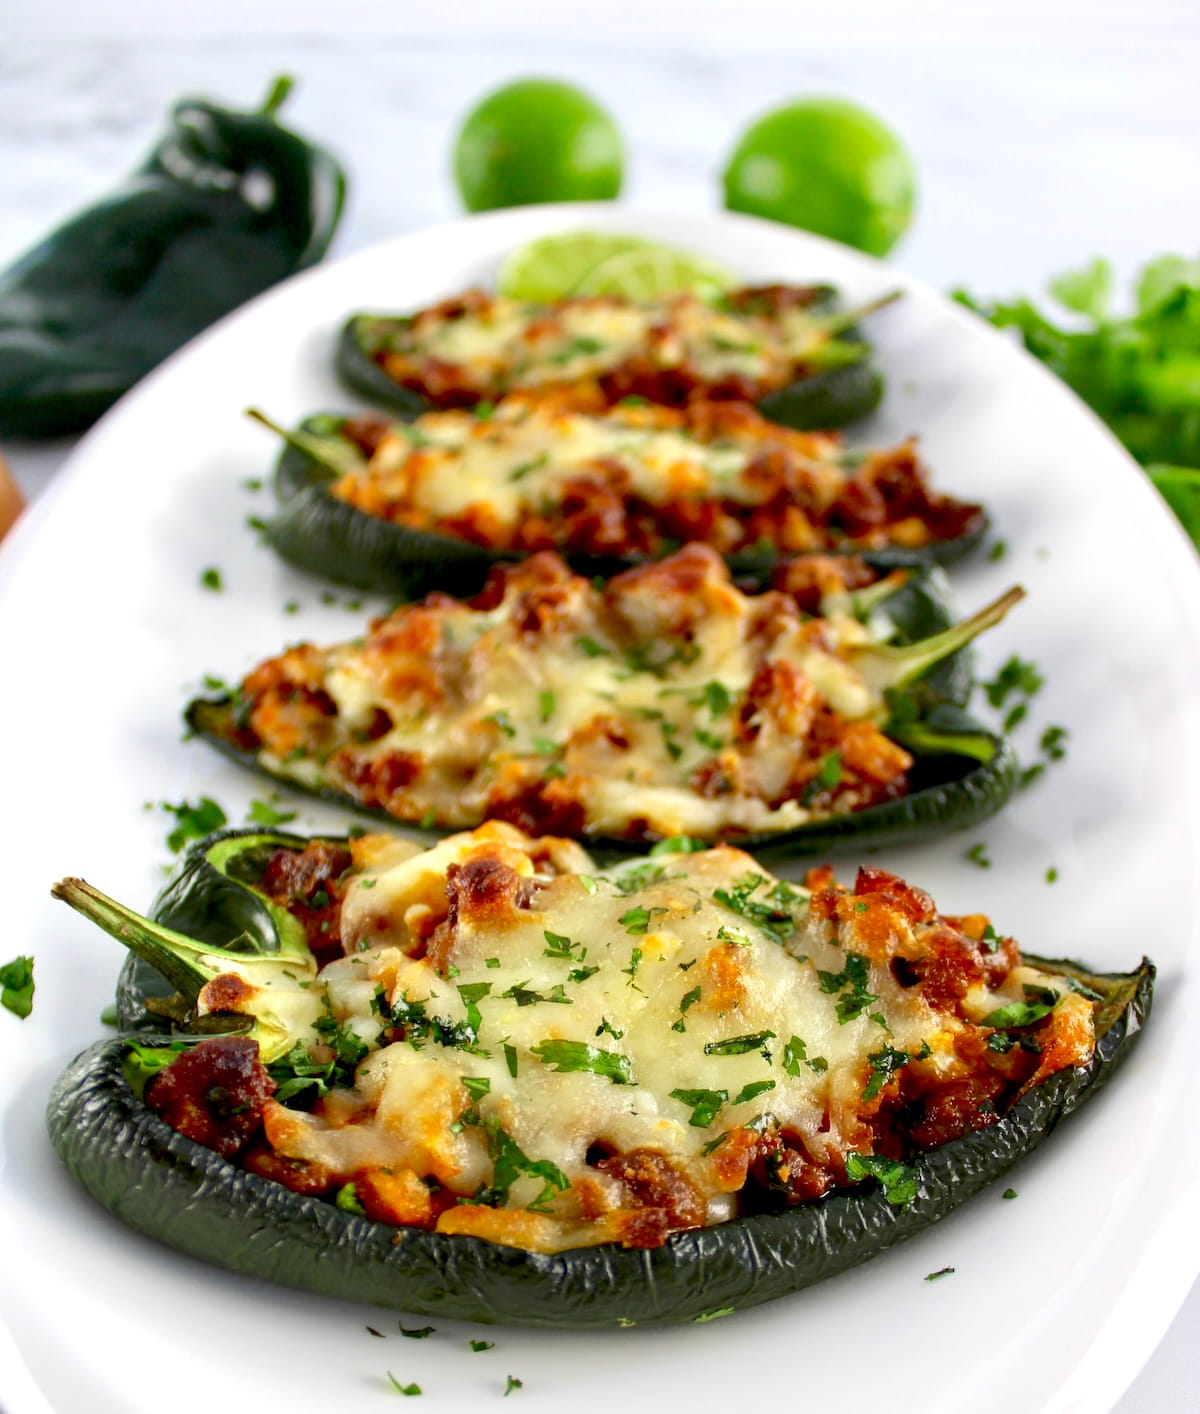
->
[504, 1376, 523, 1397]
[619, 905, 666, 935]
[845, 1152, 919, 1206]
[470, 1339, 495, 1352]
[0, 955, 35, 1019]
[474, 1117, 569, 1209]
[461, 1076, 491, 1101]
[596, 1016, 624, 1041]
[861, 1043, 913, 1102]
[1045, 866, 1059, 884]
[246, 797, 297, 827]
[502, 981, 571, 1007]
[803, 749, 843, 802]
[1004, 702, 1028, 732]
[1041, 724, 1069, 759]
[568, 965, 600, 983]
[925, 1266, 955, 1282]
[543, 929, 579, 959]
[161, 796, 228, 853]
[538, 689, 556, 722]
[575, 636, 610, 658]
[510, 453, 549, 482]
[982, 655, 1044, 709]
[1002, 1187, 1018, 1200]
[712, 872, 795, 943]
[782, 1035, 808, 1075]
[649, 836, 706, 855]
[485, 710, 517, 738]
[399, 1325, 435, 1339]
[981, 999, 1055, 1029]
[335, 1182, 366, 1216]
[200, 565, 223, 591]
[816, 953, 879, 1024]
[530, 1039, 633, 1085]
[692, 1307, 735, 1322]
[703, 1030, 775, 1057]
[965, 842, 992, 868]
[671, 1088, 728, 1127]
[387, 1374, 422, 1396]
[691, 681, 733, 715]
[732, 1079, 775, 1105]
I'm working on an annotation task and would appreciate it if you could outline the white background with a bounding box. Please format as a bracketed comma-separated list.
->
[1, 4, 1198, 1408]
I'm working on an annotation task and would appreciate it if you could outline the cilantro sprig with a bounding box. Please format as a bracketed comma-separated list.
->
[958, 255, 1200, 547]
[0, 955, 34, 1019]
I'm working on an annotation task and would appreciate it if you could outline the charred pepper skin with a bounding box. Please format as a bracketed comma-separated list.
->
[0, 76, 346, 439]
[260, 412, 987, 601]
[182, 572, 1022, 855]
[44, 831, 1154, 1328]
[336, 285, 888, 434]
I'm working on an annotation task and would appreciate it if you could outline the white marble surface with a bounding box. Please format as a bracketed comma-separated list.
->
[1, 5, 1198, 1409]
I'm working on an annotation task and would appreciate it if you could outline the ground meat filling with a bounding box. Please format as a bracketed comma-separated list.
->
[144, 1036, 275, 1159]
[328, 393, 984, 561]
[259, 841, 356, 967]
[134, 837, 1098, 1253]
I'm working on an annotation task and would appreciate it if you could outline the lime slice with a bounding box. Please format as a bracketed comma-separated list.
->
[497, 232, 650, 300]
[1147, 464, 1200, 548]
[573, 244, 735, 300]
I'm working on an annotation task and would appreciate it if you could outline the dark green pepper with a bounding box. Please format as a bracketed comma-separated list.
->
[0, 77, 345, 438]
[254, 409, 986, 600]
[336, 285, 892, 432]
[182, 571, 1021, 853]
[47, 829, 1154, 1328]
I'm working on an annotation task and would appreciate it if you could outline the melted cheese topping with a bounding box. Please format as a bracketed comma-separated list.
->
[211, 824, 1096, 1254]
[370, 287, 847, 402]
[234, 545, 915, 840]
[332, 396, 848, 548]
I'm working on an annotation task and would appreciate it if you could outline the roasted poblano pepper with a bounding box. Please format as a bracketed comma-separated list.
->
[253, 407, 987, 599]
[0, 77, 345, 438]
[183, 566, 1022, 852]
[47, 828, 1154, 1328]
[336, 285, 891, 432]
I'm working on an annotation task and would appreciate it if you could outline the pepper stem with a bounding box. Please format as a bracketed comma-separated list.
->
[853, 585, 1026, 696]
[822, 288, 904, 336]
[51, 877, 319, 1000]
[260, 75, 295, 118]
[52, 878, 213, 1003]
[246, 407, 366, 479]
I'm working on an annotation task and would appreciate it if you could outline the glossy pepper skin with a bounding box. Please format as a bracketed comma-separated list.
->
[183, 570, 1023, 855]
[0, 76, 346, 438]
[46, 831, 1154, 1328]
[336, 285, 889, 433]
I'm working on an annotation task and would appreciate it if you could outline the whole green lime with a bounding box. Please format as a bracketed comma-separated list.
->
[722, 97, 916, 257]
[453, 79, 624, 213]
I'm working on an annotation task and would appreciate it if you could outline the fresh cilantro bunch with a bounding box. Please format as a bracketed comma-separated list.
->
[957, 255, 1200, 545]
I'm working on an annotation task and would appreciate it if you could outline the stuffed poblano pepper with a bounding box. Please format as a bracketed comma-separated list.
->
[48, 823, 1153, 1327]
[0, 76, 345, 438]
[185, 544, 1020, 850]
[337, 283, 895, 431]
[252, 394, 986, 598]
